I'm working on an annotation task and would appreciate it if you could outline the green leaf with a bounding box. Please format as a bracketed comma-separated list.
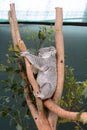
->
[22, 100, 26, 107]
[5, 53, 9, 57]
[15, 69, 20, 73]
[9, 118, 14, 126]
[8, 45, 14, 52]
[82, 87, 87, 98]
[1, 111, 8, 118]
[4, 96, 10, 103]
[16, 123, 22, 130]
[24, 114, 30, 120]
[77, 110, 84, 121]
[0, 64, 7, 71]
[9, 73, 15, 83]
[26, 36, 30, 40]
[21, 80, 27, 88]
[83, 117, 87, 124]
[74, 125, 79, 130]
[6, 67, 13, 72]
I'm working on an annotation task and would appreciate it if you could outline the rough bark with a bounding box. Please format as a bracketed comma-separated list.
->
[8, 3, 87, 130]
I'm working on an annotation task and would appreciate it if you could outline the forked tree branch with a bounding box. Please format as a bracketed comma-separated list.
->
[8, 3, 87, 130]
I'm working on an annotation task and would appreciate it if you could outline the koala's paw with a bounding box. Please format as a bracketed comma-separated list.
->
[35, 92, 45, 100]
[20, 51, 30, 57]
[41, 66, 49, 71]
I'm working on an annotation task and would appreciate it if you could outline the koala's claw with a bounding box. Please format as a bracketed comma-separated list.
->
[35, 92, 45, 99]
[41, 66, 49, 71]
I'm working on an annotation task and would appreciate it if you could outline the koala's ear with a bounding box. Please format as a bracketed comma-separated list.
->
[49, 46, 56, 51]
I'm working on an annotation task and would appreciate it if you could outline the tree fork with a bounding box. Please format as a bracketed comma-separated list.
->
[8, 3, 87, 130]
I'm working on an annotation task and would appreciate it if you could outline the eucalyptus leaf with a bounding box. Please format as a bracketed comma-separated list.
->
[82, 87, 87, 98]
[1, 111, 8, 118]
[6, 67, 13, 72]
[15, 69, 20, 73]
[77, 110, 84, 121]
[0, 64, 7, 71]
[21, 80, 27, 88]
[24, 114, 30, 120]
[83, 118, 87, 124]
[16, 123, 22, 130]
[5, 97, 10, 103]
[9, 118, 14, 126]
[8, 73, 15, 83]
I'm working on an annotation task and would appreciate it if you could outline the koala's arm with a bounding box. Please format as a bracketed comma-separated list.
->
[20, 52, 46, 71]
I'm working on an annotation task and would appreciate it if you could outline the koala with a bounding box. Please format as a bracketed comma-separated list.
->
[20, 46, 57, 100]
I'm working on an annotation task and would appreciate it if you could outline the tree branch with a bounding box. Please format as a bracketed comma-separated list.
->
[44, 99, 87, 124]
[48, 7, 64, 130]
[54, 7, 64, 102]
[18, 62, 41, 128]
[8, 3, 50, 129]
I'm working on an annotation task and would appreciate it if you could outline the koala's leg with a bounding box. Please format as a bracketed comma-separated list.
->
[35, 83, 53, 100]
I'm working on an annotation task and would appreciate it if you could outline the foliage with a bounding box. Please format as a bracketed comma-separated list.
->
[59, 66, 87, 130]
[60, 66, 85, 111]
[82, 80, 87, 98]
[0, 25, 55, 130]
[0, 48, 31, 130]
[24, 25, 55, 51]
[0, 25, 87, 130]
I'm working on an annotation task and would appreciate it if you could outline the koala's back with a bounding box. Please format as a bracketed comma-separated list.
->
[21, 46, 57, 99]
[37, 55, 57, 90]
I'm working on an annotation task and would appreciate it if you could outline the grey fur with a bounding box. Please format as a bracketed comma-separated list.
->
[21, 46, 57, 100]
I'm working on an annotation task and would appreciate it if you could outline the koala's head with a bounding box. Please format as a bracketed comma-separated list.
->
[37, 46, 56, 58]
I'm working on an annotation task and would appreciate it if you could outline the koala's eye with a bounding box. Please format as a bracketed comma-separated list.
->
[37, 52, 40, 55]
